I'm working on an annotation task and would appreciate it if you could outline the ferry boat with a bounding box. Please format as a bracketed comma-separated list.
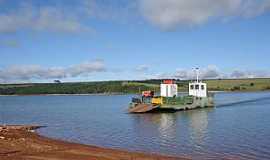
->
[128, 72, 214, 113]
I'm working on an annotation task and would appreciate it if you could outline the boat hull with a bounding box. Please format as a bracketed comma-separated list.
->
[128, 96, 214, 113]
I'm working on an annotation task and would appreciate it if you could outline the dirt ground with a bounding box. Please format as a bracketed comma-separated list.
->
[0, 125, 189, 160]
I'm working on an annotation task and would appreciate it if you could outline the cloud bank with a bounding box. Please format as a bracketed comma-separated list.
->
[1, 63, 269, 83]
[0, 4, 91, 33]
[230, 70, 270, 79]
[0, 60, 106, 83]
[1, 0, 270, 33]
[0, 2, 90, 33]
[0, 0, 137, 34]
[175, 65, 222, 79]
[154, 65, 270, 80]
[139, 0, 270, 30]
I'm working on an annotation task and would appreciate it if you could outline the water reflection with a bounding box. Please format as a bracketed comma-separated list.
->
[131, 108, 214, 149]
[130, 112, 178, 151]
[186, 108, 213, 147]
[130, 108, 213, 151]
[131, 113, 177, 136]
[157, 114, 175, 136]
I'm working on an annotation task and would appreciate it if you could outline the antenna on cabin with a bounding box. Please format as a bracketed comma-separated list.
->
[195, 67, 199, 83]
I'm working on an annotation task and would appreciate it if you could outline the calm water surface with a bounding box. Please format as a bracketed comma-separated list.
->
[1, 92, 270, 159]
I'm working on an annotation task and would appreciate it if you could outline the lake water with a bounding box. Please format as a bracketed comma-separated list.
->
[1, 92, 270, 159]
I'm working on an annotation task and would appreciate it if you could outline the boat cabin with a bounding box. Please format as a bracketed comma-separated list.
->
[189, 82, 207, 97]
[160, 80, 178, 97]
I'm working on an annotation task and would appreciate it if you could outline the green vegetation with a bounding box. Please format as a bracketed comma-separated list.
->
[205, 78, 270, 91]
[0, 81, 159, 95]
[0, 78, 270, 95]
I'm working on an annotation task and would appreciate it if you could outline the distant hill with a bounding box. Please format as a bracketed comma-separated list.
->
[0, 78, 270, 95]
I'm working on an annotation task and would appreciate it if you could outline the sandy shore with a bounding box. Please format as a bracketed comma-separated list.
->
[0, 125, 188, 160]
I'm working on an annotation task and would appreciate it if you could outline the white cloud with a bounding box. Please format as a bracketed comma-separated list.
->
[174, 69, 192, 79]
[68, 60, 106, 77]
[139, 0, 270, 30]
[230, 70, 270, 78]
[200, 65, 221, 79]
[174, 65, 221, 80]
[0, 2, 91, 33]
[151, 65, 270, 80]
[0, 60, 106, 82]
[230, 70, 247, 78]
[82, 0, 139, 22]
[1, 0, 270, 33]
[153, 66, 270, 80]
[0, 0, 139, 34]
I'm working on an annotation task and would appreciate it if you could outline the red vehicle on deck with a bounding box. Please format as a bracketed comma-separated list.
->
[142, 91, 154, 97]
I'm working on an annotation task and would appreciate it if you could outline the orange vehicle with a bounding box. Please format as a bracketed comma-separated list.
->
[142, 91, 154, 97]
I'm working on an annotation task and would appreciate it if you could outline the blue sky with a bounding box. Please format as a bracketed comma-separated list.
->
[1, 0, 270, 83]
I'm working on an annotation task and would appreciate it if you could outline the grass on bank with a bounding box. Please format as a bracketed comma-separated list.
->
[205, 78, 270, 91]
[0, 78, 270, 95]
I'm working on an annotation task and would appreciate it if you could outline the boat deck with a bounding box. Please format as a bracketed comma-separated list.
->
[128, 104, 159, 113]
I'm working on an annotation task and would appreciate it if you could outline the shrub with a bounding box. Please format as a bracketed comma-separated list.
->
[231, 86, 240, 91]
[264, 86, 270, 90]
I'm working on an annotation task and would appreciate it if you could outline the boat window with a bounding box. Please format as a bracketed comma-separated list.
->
[195, 85, 199, 90]
[201, 85, 205, 90]
[190, 85, 194, 89]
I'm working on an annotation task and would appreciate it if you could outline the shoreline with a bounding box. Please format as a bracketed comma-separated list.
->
[1, 90, 270, 96]
[0, 93, 130, 96]
[0, 125, 188, 160]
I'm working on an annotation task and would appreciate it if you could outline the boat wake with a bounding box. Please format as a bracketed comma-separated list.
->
[216, 96, 270, 108]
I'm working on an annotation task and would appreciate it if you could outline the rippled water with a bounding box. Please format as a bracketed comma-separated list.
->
[1, 92, 270, 159]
